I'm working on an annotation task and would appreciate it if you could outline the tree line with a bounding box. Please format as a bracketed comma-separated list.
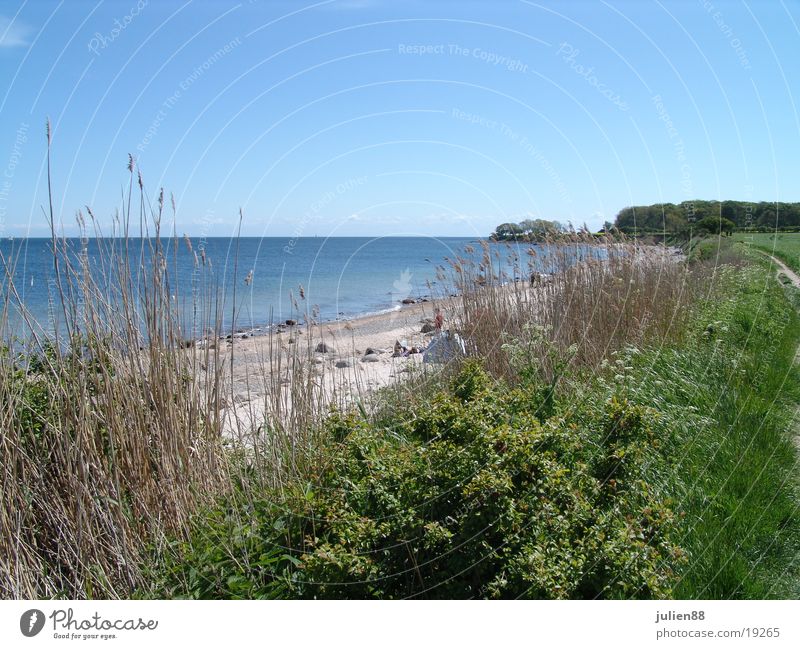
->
[491, 201, 800, 242]
[614, 200, 800, 233]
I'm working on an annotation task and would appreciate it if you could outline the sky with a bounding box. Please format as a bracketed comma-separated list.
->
[0, 0, 798, 238]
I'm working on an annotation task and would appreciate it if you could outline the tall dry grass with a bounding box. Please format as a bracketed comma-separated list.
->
[445, 235, 696, 381]
[220, 309, 373, 491]
[0, 135, 375, 598]
[0, 139, 234, 597]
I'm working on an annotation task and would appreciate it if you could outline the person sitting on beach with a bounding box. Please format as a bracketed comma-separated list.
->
[434, 307, 444, 331]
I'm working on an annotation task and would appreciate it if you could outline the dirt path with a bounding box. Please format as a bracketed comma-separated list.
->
[757, 251, 800, 455]
[759, 250, 800, 289]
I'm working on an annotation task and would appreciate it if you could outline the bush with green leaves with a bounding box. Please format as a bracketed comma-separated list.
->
[155, 360, 684, 599]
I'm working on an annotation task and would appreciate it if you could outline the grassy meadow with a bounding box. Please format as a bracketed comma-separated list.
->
[2, 154, 799, 601]
[734, 231, 800, 273]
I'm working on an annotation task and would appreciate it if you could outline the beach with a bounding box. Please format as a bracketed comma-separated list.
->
[213, 245, 684, 436]
[216, 296, 458, 436]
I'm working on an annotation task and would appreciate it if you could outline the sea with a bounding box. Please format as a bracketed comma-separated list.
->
[0, 236, 598, 338]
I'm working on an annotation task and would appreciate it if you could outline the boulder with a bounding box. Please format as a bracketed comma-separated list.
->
[335, 359, 351, 368]
[365, 347, 381, 355]
[316, 342, 334, 353]
[421, 322, 436, 333]
[361, 354, 380, 363]
[423, 332, 467, 364]
[401, 297, 416, 304]
[285, 319, 297, 326]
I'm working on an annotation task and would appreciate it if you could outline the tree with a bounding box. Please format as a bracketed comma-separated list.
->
[490, 219, 566, 242]
[518, 219, 537, 236]
[696, 215, 736, 236]
[492, 222, 524, 241]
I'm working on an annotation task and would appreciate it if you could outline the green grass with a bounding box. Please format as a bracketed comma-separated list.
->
[591, 262, 800, 598]
[734, 231, 800, 273]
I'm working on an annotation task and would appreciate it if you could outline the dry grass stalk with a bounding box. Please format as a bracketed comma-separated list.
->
[445, 234, 696, 381]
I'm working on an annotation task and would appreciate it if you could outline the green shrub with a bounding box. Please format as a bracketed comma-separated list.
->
[157, 362, 684, 599]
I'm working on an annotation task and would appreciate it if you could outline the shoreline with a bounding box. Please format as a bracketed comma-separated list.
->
[215, 291, 466, 436]
[214, 244, 684, 436]
[207, 239, 658, 342]
[219, 292, 449, 342]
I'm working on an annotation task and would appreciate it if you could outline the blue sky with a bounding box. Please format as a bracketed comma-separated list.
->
[0, 0, 798, 237]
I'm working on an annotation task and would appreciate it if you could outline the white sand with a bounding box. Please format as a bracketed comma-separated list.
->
[214, 298, 457, 437]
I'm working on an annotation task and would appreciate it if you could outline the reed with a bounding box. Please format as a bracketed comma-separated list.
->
[0, 140, 236, 596]
[0, 137, 382, 597]
[444, 235, 699, 381]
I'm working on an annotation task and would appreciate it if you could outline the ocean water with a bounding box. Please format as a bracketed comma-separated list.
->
[0, 236, 601, 337]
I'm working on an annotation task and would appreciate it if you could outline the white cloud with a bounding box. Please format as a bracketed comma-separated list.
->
[0, 15, 31, 48]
